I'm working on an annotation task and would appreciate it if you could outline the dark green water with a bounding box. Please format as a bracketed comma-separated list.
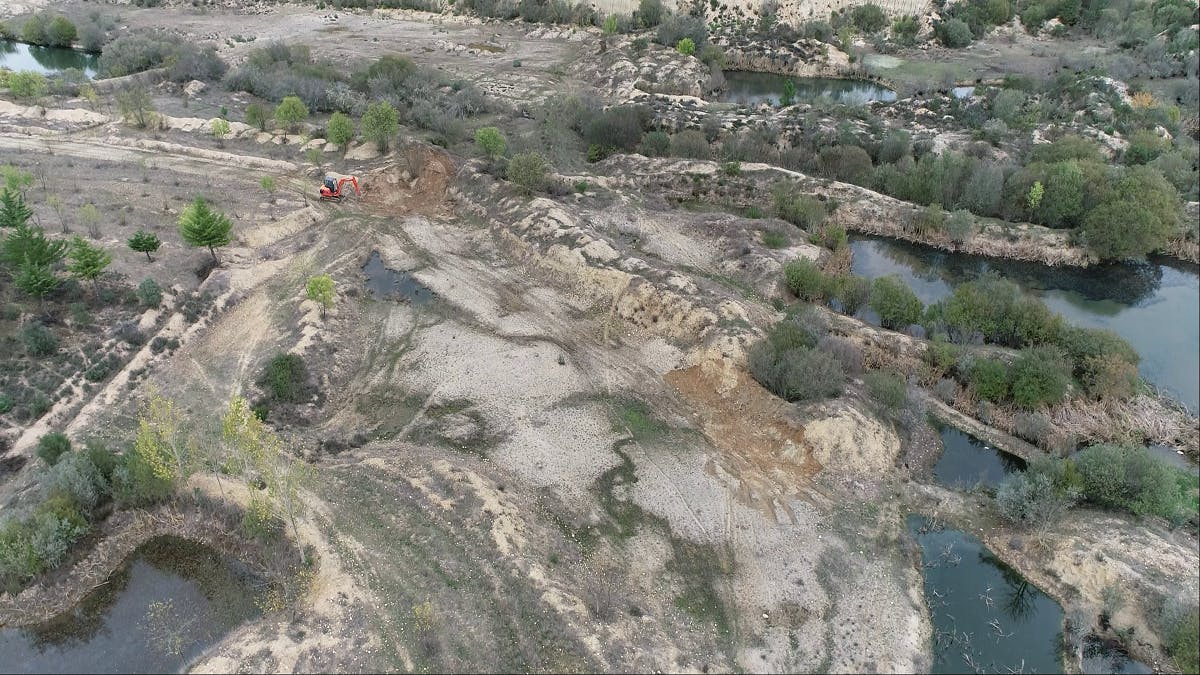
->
[908, 515, 1064, 674]
[931, 421, 1026, 489]
[363, 250, 434, 305]
[850, 235, 1200, 412]
[0, 40, 98, 78]
[718, 72, 897, 106]
[0, 537, 261, 674]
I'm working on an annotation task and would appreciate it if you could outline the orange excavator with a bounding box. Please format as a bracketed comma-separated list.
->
[319, 175, 361, 202]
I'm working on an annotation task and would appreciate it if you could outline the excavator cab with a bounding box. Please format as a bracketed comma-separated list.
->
[319, 175, 361, 202]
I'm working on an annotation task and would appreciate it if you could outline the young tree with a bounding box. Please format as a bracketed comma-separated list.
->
[128, 230, 162, 262]
[125, 393, 193, 502]
[116, 86, 156, 129]
[245, 102, 269, 132]
[2, 221, 67, 268]
[506, 152, 548, 195]
[222, 395, 311, 543]
[305, 274, 335, 318]
[14, 258, 59, 307]
[326, 112, 354, 146]
[474, 126, 506, 161]
[67, 236, 112, 294]
[869, 275, 924, 330]
[0, 189, 33, 228]
[78, 203, 101, 239]
[274, 96, 309, 133]
[45, 16, 76, 47]
[361, 101, 399, 152]
[46, 194, 67, 233]
[211, 118, 231, 146]
[177, 196, 232, 262]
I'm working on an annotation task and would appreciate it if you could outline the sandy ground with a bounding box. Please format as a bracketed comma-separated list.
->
[0, 5, 1196, 673]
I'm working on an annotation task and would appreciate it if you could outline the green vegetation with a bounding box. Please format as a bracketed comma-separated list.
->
[177, 197, 233, 263]
[305, 274, 335, 318]
[127, 230, 162, 262]
[864, 370, 908, 411]
[36, 432, 72, 466]
[258, 353, 311, 404]
[783, 259, 825, 302]
[362, 101, 400, 151]
[66, 237, 112, 293]
[506, 152, 548, 194]
[327, 112, 355, 146]
[869, 276, 922, 330]
[274, 96, 310, 132]
[7, 71, 48, 100]
[749, 321, 844, 402]
[474, 126, 506, 160]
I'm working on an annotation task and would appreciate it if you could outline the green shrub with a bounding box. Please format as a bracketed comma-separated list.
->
[967, 358, 1010, 401]
[783, 259, 826, 301]
[637, 130, 670, 158]
[20, 322, 58, 357]
[36, 433, 72, 466]
[676, 37, 696, 55]
[851, 3, 889, 32]
[361, 101, 399, 151]
[924, 339, 961, 376]
[46, 16, 77, 48]
[864, 370, 907, 411]
[1166, 608, 1200, 674]
[914, 203, 946, 236]
[274, 96, 309, 132]
[816, 224, 848, 251]
[946, 209, 975, 243]
[936, 18, 974, 47]
[245, 103, 269, 131]
[818, 145, 874, 184]
[474, 126, 506, 160]
[1010, 346, 1072, 408]
[934, 272, 1063, 347]
[1123, 128, 1170, 165]
[258, 353, 310, 403]
[869, 276, 923, 330]
[760, 320, 819, 353]
[42, 449, 110, 514]
[828, 275, 871, 316]
[137, 278, 162, 307]
[1074, 444, 1194, 520]
[583, 105, 647, 154]
[507, 152, 548, 194]
[1081, 354, 1140, 400]
[773, 186, 826, 230]
[761, 230, 789, 249]
[669, 130, 711, 159]
[327, 111, 355, 146]
[7, 71, 48, 99]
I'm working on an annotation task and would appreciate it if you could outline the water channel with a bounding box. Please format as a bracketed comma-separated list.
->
[849, 235, 1200, 412]
[0, 39, 99, 78]
[907, 515, 1064, 674]
[718, 72, 898, 106]
[0, 537, 261, 673]
[931, 421, 1026, 489]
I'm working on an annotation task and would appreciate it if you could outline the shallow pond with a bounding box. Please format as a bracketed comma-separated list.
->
[0, 39, 98, 78]
[931, 421, 1026, 489]
[908, 515, 1064, 674]
[718, 72, 897, 106]
[850, 235, 1200, 411]
[362, 250, 434, 305]
[0, 536, 261, 673]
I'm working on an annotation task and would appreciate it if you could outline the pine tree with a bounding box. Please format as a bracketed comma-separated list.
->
[177, 197, 232, 262]
[0, 188, 33, 229]
[128, 230, 162, 262]
[15, 258, 59, 307]
[2, 222, 67, 269]
[67, 236, 112, 293]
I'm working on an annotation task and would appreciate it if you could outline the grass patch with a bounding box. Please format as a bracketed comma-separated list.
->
[612, 400, 668, 442]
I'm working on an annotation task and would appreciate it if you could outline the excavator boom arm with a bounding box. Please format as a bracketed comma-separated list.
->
[336, 176, 361, 196]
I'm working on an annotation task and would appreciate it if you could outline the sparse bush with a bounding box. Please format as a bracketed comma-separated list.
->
[638, 131, 670, 157]
[749, 331, 844, 403]
[924, 339, 960, 376]
[245, 103, 270, 132]
[20, 322, 58, 357]
[817, 335, 864, 374]
[869, 276, 923, 330]
[816, 223, 848, 251]
[656, 14, 707, 49]
[36, 433, 72, 467]
[506, 152, 548, 194]
[98, 33, 176, 78]
[474, 126, 506, 160]
[818, 145, 873, 184]
[669, 130, 711, 159]
[116, 86, 156, 129]
[783, 259, 826, 301]
[1013, 411, 1052, 443]
[761, 229, 789, 249]
[864, 370, 907, 411]
[42, 449, 110, 514]
[168, 44, 227, 83]
[773, 186, 826, 230]
[1081, 354, 1139, 400]
[996, 470, 1077, 529]
[584, 105, 647, 155]
[946, 209, 975, 243]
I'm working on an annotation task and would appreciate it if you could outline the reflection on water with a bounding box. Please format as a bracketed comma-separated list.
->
[718, 72, 897, 106]
[931, 421, 1026, 489]
[0, 537, 261, 674]
[850, 236, 1200, 411]
[0, 39, 99, 78]
[908, 515, 1064, 674]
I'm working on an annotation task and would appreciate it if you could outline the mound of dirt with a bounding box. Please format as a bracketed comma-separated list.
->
[360, 143, 456, 216]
